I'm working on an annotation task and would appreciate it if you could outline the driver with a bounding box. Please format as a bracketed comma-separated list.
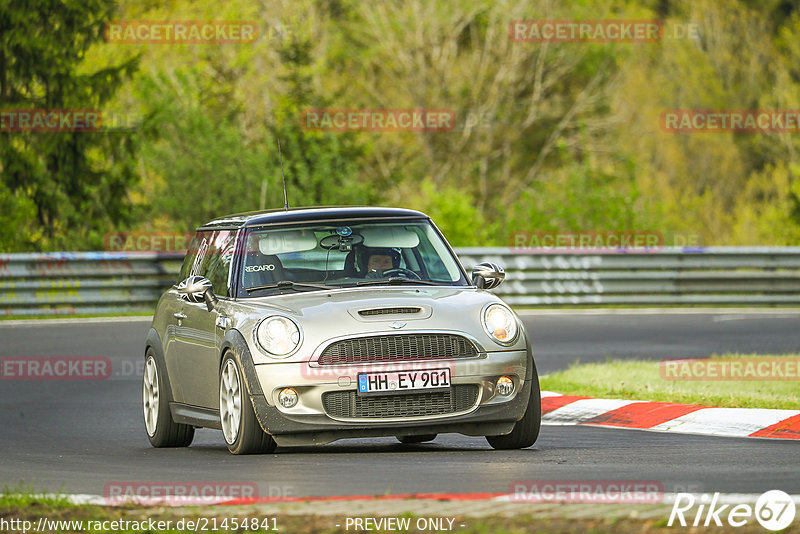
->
[363, 247, 401, 278]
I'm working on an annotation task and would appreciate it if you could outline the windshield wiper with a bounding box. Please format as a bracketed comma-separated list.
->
[355, 277, 442, 287]
[245, 280, 331, 293]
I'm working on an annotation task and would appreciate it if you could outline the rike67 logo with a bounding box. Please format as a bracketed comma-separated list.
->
[668, 490, 796, 531]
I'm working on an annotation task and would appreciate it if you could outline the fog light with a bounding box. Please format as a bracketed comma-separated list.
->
[496, 376, 514, 396]
[278, 388, 298, 408]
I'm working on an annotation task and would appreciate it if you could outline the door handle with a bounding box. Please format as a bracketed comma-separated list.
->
[173, 312, 187, 320]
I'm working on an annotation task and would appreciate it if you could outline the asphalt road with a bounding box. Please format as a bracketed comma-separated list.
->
[521, 310, 800, 374]
[0, 312, 798, 498]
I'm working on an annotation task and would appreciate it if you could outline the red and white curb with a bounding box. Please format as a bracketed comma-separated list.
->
[541, 391, 800, 439]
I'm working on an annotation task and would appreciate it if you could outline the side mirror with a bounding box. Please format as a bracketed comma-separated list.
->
[177, 276, 218, 311]
[471, 262, 505, 290]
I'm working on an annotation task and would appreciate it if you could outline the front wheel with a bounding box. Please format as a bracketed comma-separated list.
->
[143, 350, 194, 447]
[486, 366, 541, 450]
[219, 353, 277, 455]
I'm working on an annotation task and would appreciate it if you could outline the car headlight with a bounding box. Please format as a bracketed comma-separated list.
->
[482, 303, 518, 345]
[256, 315, 301, 357]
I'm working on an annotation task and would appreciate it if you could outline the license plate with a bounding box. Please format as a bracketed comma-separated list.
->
[357, 368, 451, 395]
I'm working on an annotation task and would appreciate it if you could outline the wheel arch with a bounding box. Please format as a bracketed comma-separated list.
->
[219, 329, 262, 392]
[144, 327, 179, 403]
[220, 329, 274, 436]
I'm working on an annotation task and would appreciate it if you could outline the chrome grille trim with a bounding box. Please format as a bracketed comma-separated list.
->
[317, 333, 478, 365]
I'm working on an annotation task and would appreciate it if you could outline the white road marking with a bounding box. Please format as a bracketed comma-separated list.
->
[543, 399, 642, 424]
[650, 407, 800, 437]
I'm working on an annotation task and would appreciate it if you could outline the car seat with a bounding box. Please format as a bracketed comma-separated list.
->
[241, 252, 286, 288]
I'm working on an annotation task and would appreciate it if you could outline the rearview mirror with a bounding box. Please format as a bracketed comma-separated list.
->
[471, 262, 505, 290]
[177, 276, 218, 311]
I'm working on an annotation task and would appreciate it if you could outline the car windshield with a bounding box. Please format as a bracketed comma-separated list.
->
[238, 220, 468, 296]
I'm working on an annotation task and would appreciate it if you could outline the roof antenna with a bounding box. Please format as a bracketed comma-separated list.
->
[278, 138, 289, 211]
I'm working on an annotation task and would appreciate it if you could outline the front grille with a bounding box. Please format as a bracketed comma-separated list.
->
[358, 307, 422, 317]
[322, 385, 479, 419]
[318, 334, 478, 365]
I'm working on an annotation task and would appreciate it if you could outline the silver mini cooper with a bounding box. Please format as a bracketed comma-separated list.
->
[143, 207, 540, 454]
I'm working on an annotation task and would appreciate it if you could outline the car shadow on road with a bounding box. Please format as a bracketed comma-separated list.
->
[174, 441, 539, 456]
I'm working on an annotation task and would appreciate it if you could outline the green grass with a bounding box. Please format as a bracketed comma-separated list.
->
[0, 486, 73, 508]
[540, 354, 800, 409]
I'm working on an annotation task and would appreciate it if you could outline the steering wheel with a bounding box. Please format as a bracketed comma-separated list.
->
[382, 268, 422, 280]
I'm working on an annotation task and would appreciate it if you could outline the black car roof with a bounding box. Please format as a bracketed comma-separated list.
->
[198, 206, 429, 230]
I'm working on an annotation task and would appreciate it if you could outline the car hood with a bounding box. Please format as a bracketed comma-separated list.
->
[225, 286, 525, 362]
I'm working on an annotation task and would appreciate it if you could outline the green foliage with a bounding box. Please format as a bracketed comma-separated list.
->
[505, 155, 650, 235]
[133, 27, 375, 231]
[0, 180, 38, 249]
[3, 0, 800, 249]
[267, 31, 377, 209]
[136, 69, 272, 230]
[395, 179, 496, 246]
[0, 0, 140, 251]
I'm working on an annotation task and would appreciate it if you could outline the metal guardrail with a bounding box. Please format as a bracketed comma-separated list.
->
[458, 247, 800, 306]
[1, 248, 800, 316]
[0, 252, 183, 316]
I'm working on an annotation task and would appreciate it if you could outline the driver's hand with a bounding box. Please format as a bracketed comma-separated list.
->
[366, 269, 383, 279]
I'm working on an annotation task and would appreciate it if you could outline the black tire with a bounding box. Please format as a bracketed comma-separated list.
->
[143, 349, 194, 447]
[397, 434, 437, 444]
[219, 352, 277, 455]
[486, 364, 541, 450]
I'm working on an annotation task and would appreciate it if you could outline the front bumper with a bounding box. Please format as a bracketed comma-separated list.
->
[249, 350, 531, 446]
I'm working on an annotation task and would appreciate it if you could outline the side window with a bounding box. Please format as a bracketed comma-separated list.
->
[177, 233, 202, 283]
[191, 235, 210, 276]
[200, 231, 235, 297]
[177, 231, 213, 282]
